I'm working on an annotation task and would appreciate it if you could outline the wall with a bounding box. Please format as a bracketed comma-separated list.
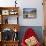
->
[18, 0, 44, 26]
[0, 0, 44, 26]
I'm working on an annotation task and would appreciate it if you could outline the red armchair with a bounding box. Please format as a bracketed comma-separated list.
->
[21, 28, 41, 46]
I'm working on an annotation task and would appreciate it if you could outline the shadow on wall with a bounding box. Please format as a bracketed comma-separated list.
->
[18, 26, 44, 44]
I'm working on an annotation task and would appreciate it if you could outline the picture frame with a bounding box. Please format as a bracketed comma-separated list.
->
[23, 8, 37, 19]
[9, 10, 18, 15]
[2, 10, 9, 15]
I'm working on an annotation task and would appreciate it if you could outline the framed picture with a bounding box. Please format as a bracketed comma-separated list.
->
[9, 10, 15, 15]
[2, 10, 9, 15]
[23, 8, 37, 19]
[9, 10, 18, 15]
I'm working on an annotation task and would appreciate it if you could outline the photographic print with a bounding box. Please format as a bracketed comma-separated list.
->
[23, 8, 37, 19]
